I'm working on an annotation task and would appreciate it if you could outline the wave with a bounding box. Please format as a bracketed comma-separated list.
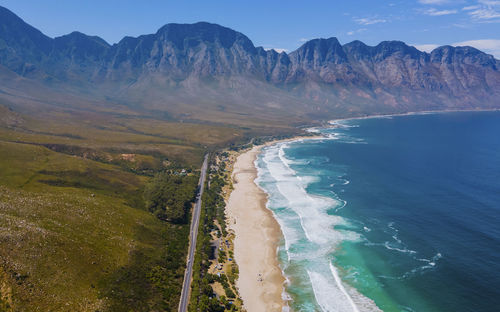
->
[329, 120, 361, 128]
[329, 262, 361, 312]
[256, 142, 381, 311]
[363, 241, 416, 255]
[378, 252, 443, 281]
[384, 242, 417, 254]
[306, 262, 382, 312]
[363, 222, 442, 281]
[326, 132, 367, 144]
[263, 143, 354, 246]
[308, 267, 359, 312]
[400, 253, 442, 280]
[362, 222, 418, 255]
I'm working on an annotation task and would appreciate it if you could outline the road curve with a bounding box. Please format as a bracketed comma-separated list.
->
[178, 154, 209, 312]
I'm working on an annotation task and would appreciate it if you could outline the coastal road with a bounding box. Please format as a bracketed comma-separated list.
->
[178, 154, 209, 312]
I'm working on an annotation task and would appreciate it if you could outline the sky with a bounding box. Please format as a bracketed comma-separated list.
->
[1, 0, 499, 58]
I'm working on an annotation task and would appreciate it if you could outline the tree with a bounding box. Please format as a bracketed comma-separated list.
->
[144, 172, 198, 223]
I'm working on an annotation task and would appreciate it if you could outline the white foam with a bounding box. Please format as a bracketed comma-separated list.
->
[284, 157, 311, 166]
[330, 262, 361, 312]
[298, 174, 320, 186]
[255, 156, 300, 258]
[264, 143, 351, 246]
[306, 263, 382, 312]
[362, 241, 417, 255]
[309, 268, 350, 312]
[256, 142, 382, 311]
[306, 127, 320, 133]
[281, 281, 292, 312]
[384, 241, 417, 254]
[329, 120, 361, 128]
[325, 132, 366, 144]
[401, 253, 443, 279]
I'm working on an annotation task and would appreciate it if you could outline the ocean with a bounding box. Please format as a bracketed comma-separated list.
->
[255, 111, 500, 312]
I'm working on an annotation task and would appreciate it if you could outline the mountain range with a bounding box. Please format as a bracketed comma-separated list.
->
[1, 5, 499, 125]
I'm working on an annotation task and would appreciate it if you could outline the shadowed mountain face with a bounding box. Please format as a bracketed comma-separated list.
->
[1, 5, 499, 123]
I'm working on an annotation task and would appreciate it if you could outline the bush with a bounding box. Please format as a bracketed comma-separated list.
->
[144, 172, 198, 223]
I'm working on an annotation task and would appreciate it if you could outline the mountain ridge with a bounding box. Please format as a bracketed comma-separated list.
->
[0, 5, 499, 123]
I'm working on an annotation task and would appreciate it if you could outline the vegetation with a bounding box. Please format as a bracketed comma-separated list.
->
[0, 135, 199, 311]
[144, 173, 199, 223]
[0, 90, 302, 311]
[189, 154, 240, 312]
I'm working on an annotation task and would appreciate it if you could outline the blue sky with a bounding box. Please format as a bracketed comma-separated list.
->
[1, 0, 499, 58]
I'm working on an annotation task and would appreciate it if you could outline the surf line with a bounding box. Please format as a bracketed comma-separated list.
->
[330, 262, 360, 312]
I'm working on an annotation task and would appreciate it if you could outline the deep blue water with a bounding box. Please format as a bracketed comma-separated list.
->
[256, 111, 500, 312]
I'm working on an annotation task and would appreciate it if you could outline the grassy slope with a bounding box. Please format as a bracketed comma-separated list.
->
[0, 140, 191, 311]
[0, 104, 298, 166]
[0, 89, 300, 311]
[0, 70, 304, 311]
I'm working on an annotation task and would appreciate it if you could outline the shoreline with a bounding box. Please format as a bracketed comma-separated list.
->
[225, 108, 500, 311]
[225, 136, 325, 312]
[326, 107, 500, 128]
[300, 107, 500, 133]
[227, 136, 383, 312]
[226, 145, 287, 312]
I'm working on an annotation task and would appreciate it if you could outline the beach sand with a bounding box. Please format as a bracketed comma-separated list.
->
[226, 145, 285, 312]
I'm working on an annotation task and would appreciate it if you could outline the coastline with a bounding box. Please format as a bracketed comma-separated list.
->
[225, 109, 500, 312]
[328, 107, 500, 125]
[226, 145, 286, 312]
[225, 135, 325, 311]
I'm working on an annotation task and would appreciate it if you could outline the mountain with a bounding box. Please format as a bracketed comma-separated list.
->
[0, 5, 499, 124]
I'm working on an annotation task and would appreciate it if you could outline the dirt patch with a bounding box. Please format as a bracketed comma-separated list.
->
[0, 267, 13, 311]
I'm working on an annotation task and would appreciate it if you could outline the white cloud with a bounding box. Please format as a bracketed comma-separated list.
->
[468, 8, 500, 19]
[462, 5, 480, 10]
[420, 1, 500, 22]
[419, 0, 450, 4]
[453, 39, 500, 58]
[354, 17, 387, 25]
[347, 28, 368, 36]
[413, 39, 500, 59]
[465, 0, 500, 21]
[264, 48, 288, 53]
[424, 8, 458, 15]
[413, 44, 440, 52]
[452, 23, 472, 28]
[298, 38, 309, 42]
[479, 0, 500, 5]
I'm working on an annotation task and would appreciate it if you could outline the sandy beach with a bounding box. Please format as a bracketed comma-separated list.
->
[226, 145, 286, 312]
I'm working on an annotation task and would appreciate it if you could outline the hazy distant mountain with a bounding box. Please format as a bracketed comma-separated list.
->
[1, 5, 499, 123]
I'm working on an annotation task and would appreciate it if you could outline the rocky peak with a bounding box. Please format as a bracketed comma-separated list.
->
[0, 6, 52, 53]
[0, 6, 52, 73]
[372, 41, 425, 61]
[290, 37, 347, 66]
[430, 45, 497, 69]
[342, 40, 373, 60]
[155, 22, 256, 53]
[53, 32, 110, 61]
[0, 5, 499, 115]
[54, 31, 109, 48]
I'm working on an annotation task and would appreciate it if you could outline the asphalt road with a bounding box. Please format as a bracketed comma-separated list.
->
[178, 154, 209, 312]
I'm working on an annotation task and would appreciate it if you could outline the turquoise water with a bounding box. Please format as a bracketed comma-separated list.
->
[255, 111, 500, 312]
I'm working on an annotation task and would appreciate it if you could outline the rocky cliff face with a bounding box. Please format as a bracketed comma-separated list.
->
[101, 22, 264, 81]
[0, 5, 499, 119]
